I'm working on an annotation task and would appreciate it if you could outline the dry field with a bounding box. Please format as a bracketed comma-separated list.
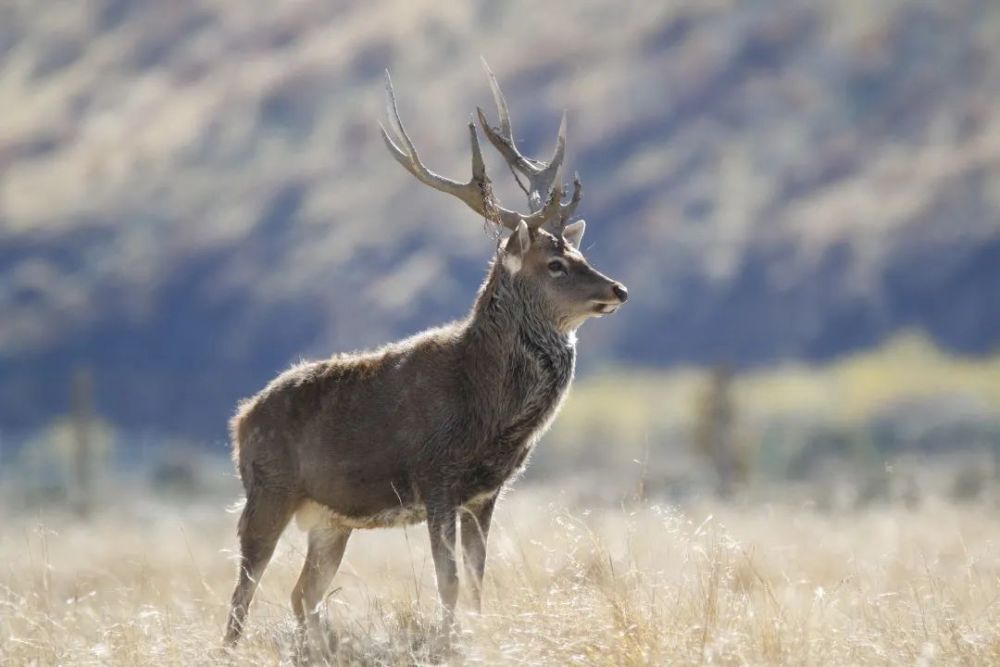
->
[2, 486, 1000, 666]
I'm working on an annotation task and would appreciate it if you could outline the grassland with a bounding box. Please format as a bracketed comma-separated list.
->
[3, 335, 1000, 664]
[3, 486, 1000, 665]
[541, 333, 1000, 482]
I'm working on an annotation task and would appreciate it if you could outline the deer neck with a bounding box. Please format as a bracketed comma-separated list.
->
[469, 258, 574, 357]
[463, 259, 577, 455]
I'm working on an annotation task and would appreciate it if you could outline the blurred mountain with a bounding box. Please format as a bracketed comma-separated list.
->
[2, 0, 999, 438]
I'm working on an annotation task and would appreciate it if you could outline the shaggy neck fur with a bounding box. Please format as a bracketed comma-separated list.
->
[469, 254, 574, 356]
[462, 254, 577, 456]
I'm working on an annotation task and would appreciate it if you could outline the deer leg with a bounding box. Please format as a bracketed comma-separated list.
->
[291, 524, 351, 655]
[426, 504, 459, 629]
[461, 494, 497, 613]
[224, 490, 294, 645]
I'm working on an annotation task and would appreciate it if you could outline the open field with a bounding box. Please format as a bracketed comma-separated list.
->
[3, 4, 999, 666]
[3, 335, 1000, 664]
[3, 486, 1000, 665]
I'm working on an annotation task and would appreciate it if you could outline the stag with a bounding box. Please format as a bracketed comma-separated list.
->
[223, 61, 628, 651]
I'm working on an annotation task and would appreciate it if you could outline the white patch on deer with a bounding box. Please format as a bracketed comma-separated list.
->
[294, 499, 328, 531]
[295, 498, 427, 531]
[502, 253, 522, 274]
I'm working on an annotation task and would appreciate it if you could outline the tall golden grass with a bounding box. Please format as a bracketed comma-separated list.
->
[3, 487, 999, 665]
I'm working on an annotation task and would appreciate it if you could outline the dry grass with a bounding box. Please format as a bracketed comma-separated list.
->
[2, 487, 1000, 665]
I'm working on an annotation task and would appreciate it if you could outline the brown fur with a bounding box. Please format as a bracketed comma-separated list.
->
[224, 65, 627, 652]
[222, 227, 626, 649]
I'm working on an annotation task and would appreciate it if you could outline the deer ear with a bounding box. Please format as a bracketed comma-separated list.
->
[563, 219, 586, 248]
[503, 220, 531, 273]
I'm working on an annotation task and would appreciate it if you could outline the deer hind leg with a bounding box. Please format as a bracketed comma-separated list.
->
[224, 487, 295, 646]
[291, 522, 352, 656]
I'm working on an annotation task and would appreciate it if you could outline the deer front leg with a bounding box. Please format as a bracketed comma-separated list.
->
[426, 503, 459, 629]
[461, 493, 497, 613]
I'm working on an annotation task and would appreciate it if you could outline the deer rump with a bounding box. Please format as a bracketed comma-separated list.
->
[230, 324, 575, 532]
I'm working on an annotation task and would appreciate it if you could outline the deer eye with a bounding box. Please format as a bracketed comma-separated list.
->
[547, 260, 568, 276]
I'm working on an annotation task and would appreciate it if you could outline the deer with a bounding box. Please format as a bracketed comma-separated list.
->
[222, 61, 628, 653]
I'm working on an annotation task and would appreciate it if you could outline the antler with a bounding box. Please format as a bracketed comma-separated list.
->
[476, 58, 582, 233]
[380, 71, 554, 231]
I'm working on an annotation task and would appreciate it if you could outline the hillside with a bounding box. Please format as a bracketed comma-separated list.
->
[2, 0, 999, 437]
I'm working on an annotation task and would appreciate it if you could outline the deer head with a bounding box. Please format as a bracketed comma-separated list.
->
[380, 59, 628, 333]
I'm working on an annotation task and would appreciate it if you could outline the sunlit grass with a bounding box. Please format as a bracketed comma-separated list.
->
[2, 488, 1000, 665]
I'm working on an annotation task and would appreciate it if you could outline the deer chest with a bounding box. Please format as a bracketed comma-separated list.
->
[493, 337, 575, 468]
[453, 334, 576, 503]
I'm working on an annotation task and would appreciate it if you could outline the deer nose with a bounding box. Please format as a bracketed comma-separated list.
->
[612, 283, 629, 303]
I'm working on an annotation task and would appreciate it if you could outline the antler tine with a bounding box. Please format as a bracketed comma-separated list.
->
[483, 58, 512, 140]
[541, 173, 583, 236]
[562, 172, 583, 220]
[477, 58, 568, 212]
[380, 70, 541, 231]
